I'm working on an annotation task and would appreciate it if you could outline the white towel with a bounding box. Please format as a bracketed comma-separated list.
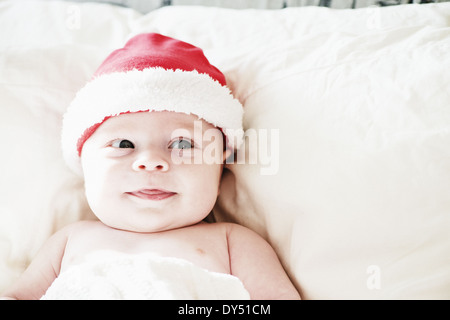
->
[40, 250, 250, 300]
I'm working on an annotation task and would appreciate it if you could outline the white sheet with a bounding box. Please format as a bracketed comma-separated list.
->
[1, 0, 449, 299]
[41, 250, 250, 300]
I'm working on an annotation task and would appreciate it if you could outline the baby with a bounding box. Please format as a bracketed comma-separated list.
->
[1, 33, 300, 300]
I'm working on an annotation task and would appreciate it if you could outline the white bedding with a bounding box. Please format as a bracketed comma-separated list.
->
[1, 0, 449, 299]
[41, 250, 250, 300]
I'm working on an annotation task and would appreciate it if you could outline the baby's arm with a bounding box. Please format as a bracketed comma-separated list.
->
[1, 226, 69, 300]
[226, 223, 300, 300]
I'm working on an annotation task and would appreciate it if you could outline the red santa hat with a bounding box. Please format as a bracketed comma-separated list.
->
[61, 33, 243, 174]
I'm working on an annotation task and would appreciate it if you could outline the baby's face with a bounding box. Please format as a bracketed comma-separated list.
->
[80, 111, 227, 233]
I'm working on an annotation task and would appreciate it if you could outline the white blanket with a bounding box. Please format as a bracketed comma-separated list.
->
[41, 251, 250, 300]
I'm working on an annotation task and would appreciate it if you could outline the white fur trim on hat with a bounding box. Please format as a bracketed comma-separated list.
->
[61, 68, 244, 174]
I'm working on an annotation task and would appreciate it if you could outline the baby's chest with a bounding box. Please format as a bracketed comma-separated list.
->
[62, 228, 230, 275]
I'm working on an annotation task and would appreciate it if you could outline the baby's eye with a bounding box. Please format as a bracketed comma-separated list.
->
[111, 139, 135, 148]
[169, 138, 193, 150]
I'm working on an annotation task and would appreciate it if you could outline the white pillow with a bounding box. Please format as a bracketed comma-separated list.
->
[218, 8, 450, 299]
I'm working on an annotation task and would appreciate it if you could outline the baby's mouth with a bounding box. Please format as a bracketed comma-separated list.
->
[126, 189, 177, 201]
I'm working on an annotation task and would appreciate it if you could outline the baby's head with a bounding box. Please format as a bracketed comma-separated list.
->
[80, 111, 228, 232]
[61, 33, 243, 232]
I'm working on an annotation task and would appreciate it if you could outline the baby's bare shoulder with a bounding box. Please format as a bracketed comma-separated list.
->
[219, 222, 262, 241]
[207, 222, 269, 251]
[221, 223, 301, 299]
[198, 222, 252, 238]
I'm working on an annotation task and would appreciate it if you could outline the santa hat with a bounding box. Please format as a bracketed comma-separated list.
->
[61, 33, 243, 174]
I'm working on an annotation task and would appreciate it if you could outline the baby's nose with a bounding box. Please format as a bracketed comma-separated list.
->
[132, 152, 169, 172]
